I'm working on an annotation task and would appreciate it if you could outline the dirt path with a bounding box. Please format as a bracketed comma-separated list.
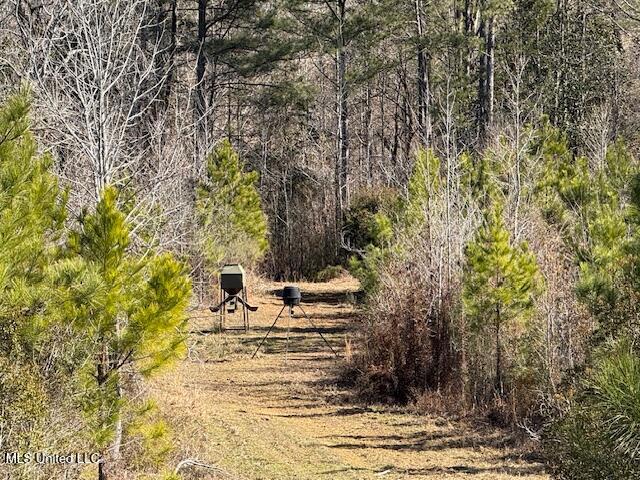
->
[151, 278, 548, 480]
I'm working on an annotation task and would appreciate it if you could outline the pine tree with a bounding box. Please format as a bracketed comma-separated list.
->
[196, 139, 269, 270]
[283, 0, 398, 227]
[0, 91, 66, 455]
[534, 124, 640, 480]
[0, 92, 66, 352]
[406, 147, 440, 228]
[463, 204, 541, 395]
[53, 186, 191, 480]
[534, 122, 637, 341]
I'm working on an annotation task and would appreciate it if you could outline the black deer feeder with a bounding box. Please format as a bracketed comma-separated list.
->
[252, 285, 338, 359]
[209, 264, 257, 332]
[282, 286, 301, 307]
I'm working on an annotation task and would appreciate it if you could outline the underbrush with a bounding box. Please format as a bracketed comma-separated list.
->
[343, 249, 563, 434]
[345, 262, 462, 406]
[314, 265, 349, 282]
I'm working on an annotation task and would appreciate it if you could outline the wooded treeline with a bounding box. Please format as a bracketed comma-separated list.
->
[3, 0, 635, 279]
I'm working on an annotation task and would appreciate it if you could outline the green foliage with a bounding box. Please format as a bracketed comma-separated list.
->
[348, 245, 389, 294]
[343, 187, 399, 293]
[314, 265, 348, 282]
[78, 366, 123, 447]
[53, 186, 191, 449]
[196, 140, 269, 270]
[536, 123, 640, 476]
[0, 92, 191, 476]
[406, 147, 440, 228]
[127, 400, 175, 470]
[0, 91, 68, 453]
[534, 121, 639, 340]
[546, 403, 640, 480]
[463, 203, 541, 392]
[463, 204, 541, 327]
[343, 187, 398, 251]
[545, 339, 640, 479]
[256, 78, 317, 112]
[460, 150, 499, 207]
[0, 91, 66, 355]
[589, 340, 640, 461]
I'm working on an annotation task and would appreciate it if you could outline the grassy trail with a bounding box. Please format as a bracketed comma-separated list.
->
[151, 278, 548, 480]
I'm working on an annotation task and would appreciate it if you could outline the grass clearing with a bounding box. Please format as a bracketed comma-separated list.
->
[150, 278, 549, 480]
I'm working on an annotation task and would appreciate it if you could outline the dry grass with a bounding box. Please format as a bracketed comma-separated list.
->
[150, 277, 549, 480]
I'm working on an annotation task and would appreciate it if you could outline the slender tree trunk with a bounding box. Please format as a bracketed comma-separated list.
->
[486, 16, 495, 130]
[195, 0, 207, 125]
[112, 382, 123, 460]
[392, 78, 400, 168]
[463, 0, 474, 78]
[400, 63, 413, 165]
[167, 0, 178, 99]
[365, 81, 373, 186]
[335, 0, 349, 235]
[460, 313, 470, 403]
[495, 304, 503, 395]
[477, 19, 487, 140]
[155, 0, 177, 107]
[415, 0, 431, 146]
[477, 15, 495, 142]
[96, 348, 108, 480]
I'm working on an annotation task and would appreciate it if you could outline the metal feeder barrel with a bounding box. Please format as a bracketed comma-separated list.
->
[220, 264, 245, 294]
[282, 286, 301, 306]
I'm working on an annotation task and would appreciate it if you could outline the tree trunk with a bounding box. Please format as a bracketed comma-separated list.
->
[195, 0, 207, 124]
[167, 0, 178, 99]
[477, 19, 487, 140]
[415, 0, 431, 146]
[96, 349, 108, 480]
[495, 303, 503, 396]
[486, 16, 495, 130]
[112, 382, 123, 460]
[365, 81, 373, 186]
[477, 15, 495, 142]
[155, 0, 177, 107]
[335, 0, 349, 236]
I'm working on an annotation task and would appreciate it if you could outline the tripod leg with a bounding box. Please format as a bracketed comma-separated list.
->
[243, 288, 248, 332]
[298, 305, 340, 358]
[251, 305, 287, 359]
[285, 307, 291, 362]
[219, 287, 224, 331]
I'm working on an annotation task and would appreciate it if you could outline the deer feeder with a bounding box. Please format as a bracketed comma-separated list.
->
[209, 264, 257, 332]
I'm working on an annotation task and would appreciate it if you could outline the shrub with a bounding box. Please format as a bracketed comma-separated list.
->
[314, 265, 348, 282]
[342, 187, 399, 251]
[544, 339, 640, 479]
[351, 253, 461, 403]
[347, 244, 389, 294]
[342, 187, 400, 294]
